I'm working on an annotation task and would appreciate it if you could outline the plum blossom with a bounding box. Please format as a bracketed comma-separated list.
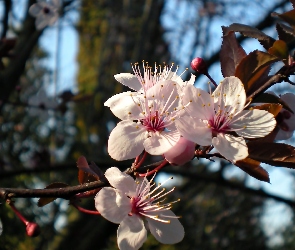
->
[175, 76, 276, 162]
[29, 0, 60, 30]
[114, 61, 195, 93]
[105, 63, 192, 161]
[275, 93, 295, 140]
[95, 167, 184, 250]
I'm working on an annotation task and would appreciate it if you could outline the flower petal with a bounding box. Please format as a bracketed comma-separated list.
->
[213, 76, 246, 113]
[147, 210, 184, 244]
[104, 92, 141, 120]
[143, 130, 180, 155]
[175, 116, 212, 146]
[212, 134, 248, 162]
[94, 187, 130, 224]
[105, 167, 137, 196]
[114, 73, 142, 91]
[231, 109, 276, 138]
[182, 85, 214, 120]
[108, 121, 146, 161]
[117, 215, 147, 250]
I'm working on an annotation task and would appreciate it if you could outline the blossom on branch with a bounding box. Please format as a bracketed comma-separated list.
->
[176, 76, 276, 162]
[105, 63, 192, 161]
[95, 167, 184, 250]
[29, 0, 60, 30]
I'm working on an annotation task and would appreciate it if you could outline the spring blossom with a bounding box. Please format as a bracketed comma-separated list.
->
[95, 167, 184, 250]
[175, 76, 276, 162]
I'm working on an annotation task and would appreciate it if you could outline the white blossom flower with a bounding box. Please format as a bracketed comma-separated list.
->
[105, 64, 191, 160]
[114, 62, 195, 93]
[29, 0, 60, 30]
[95, 167, 184, 250]
[175, 76, 276, 162]
[275, 93, 295, 140]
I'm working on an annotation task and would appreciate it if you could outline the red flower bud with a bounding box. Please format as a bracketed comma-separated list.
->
[26, 222, 41, 237]
[191, 57, 208, 74]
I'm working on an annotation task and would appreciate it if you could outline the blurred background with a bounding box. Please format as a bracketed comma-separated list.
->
[0, 0, 295, 249]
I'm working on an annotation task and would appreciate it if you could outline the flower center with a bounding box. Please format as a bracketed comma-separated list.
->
[141, 111, 165, 132]
[208, 109, 231, 134]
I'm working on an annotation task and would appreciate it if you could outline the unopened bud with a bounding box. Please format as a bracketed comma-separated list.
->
[191, 57, 208, 74]
[164, 137, 195, 166]
[26, 222, 41, 237]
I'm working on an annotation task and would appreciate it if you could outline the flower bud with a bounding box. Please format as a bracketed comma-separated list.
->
[190, 57, 208, 74]
[26, 222, 41, 237]
[164, 137, 195, 166]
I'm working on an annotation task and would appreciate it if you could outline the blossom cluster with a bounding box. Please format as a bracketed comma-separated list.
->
[105, 62, 277, 164]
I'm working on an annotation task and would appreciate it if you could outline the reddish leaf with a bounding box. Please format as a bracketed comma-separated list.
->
[37, 182, 69, 207]
[268, 40, 289, 62]
[235, 158, 269, 182]
[252, 92, 293, 113]
[226, 23, 275, 50]
[220, 29, 247, 77]
[252, 103, 282, 117]
[248, 141, 295, 168]
[77, 156, 102, 184]
[276, 23, 295, 44]
[235, 50, 279, 92]
[273, 9, 295, 30]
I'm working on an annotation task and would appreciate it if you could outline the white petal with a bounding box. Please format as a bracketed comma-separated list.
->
[212, 134, 248, 162]
[114, 73, 142, 91]
[105, 167, 137, 196]
[214, 76, 246, 113]
[108, 121, 146, 161]
[182, 85, 214, 120]
[175, 116, 212, 146]
[95, 187, 130, 224]
[104, 92, 141, 120]
[146, 80, 181, 113]
[231, 109, 276, 138]
[117, 215, 147, 250]
[143, 130, 180, 155]
[147, 210, 184, 244]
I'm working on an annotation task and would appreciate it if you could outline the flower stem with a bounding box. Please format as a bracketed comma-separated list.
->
[72, 202, 101, 215]
[138, 159, 169, 177]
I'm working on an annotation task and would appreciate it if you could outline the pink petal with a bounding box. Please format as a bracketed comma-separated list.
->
[105, 167, 137, 197]
[231, 109, 276, 138]
[182, 85, 214, 119]
[213, 76, 246, 113]
[175, 116, 212, 146]
[164, 137, 195, 165]
[147, 210, 184, 244]
[108, 121, 146, 160]
[94, 187, 130, 224]
[104, 92, 141, 120]
[117, 215, 147, 250]
[212, 134, 248, 162]
[143, 130, 180, 155]
[114, 73, 142, 91]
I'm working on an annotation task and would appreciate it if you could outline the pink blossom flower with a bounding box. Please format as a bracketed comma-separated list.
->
[164, 137, 195, 165]
[95, 167, 184, 250]
[105, 71, 189, 160]
[275, 93, 295, 140]
[114, 62, 195, 93]
[29, 0, 60, 30]
[175, 76, 276, 162]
